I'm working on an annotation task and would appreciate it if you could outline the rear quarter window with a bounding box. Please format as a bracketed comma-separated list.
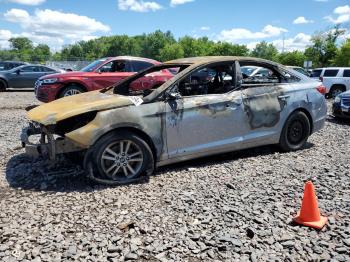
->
[131, 61, 153, 72]
[343, 70, 350, 77]
[323, 69, 339, 77]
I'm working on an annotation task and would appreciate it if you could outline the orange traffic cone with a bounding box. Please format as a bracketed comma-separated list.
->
[293, 181, 328, 230]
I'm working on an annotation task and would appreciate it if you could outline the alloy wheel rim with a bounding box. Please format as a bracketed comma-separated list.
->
[64, 89, 81, 96]
[101, 140, 144, 180]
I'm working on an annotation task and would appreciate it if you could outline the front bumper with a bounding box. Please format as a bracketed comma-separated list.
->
[332, 101, 350, 119]
[21, 123, 83, 160]
[35, 83, 62, 103]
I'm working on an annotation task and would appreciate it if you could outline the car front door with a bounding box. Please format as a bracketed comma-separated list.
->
[91, 60, 134, 90]
[8, 66, 43, 88]
[164, 62, 246, 159]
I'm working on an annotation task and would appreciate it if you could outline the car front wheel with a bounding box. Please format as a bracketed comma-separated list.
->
[59, 85, 84, 98]
[279, 111, 310, 151]
[88, 131, 154, 185]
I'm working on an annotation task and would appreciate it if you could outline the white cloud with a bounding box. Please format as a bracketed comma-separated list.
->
[0, 29, 13, 49]
[293, 16, 314, 24]
[325, 5, 350, 24]
[334, 5, 350, 14]
[170, 0, 194, 7]
[217, 25, 288, 42]
[118, 0, 162, 12]
[200, 26, 210, 31]
[246, 33, 311, 52]
[246, 42, 259, 50]
[4, 8, 30, 23]
[7, 0, 45, 5]
[272, 33, 311, 52]
[3, 8, 110, 50]
[4, 8, 110, 38]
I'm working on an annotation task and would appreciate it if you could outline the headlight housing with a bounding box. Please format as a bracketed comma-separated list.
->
[42, 78, 58, 84]
[334, 96, 341, 103]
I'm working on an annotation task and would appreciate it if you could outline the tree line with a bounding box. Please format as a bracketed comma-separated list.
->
[0, 27, 349, 68]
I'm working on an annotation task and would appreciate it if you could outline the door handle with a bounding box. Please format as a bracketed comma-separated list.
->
[278, 95, 290, 100]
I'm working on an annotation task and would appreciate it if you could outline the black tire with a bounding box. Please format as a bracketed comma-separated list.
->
[0, 79, 7, 92]
[59, 85, 85, 98]
[87, 131, 154, 185]
[329, 85, 345, 99]
[279, 111, 311, 152]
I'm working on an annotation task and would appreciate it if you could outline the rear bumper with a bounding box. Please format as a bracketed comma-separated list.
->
[332, 102, 350, 119]
[21, 124, 84, 160]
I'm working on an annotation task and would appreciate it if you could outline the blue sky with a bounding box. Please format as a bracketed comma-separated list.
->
[0, 0, 349, 52]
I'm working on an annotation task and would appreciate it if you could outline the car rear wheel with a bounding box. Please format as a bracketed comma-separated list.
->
[279, 111, 310, 151]
[59, 85, 84, 98]
[88, 131, 154, 185]
[0, 79, 7, 92]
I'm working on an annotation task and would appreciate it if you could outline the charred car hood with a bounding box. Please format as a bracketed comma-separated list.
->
[28, 91, 135, 125]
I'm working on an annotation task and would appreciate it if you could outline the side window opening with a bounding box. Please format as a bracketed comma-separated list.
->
[177, 63, 236, 97]
[323, 69, 339, 77]
[131, 61, 153, 72]
[21, 66, 36, 72]
[280, 69, 301, 83]
[311, 69, 322, 78]
[239, 62, 280, 87]
[343, 70, 350, 77]
[98, 60, 129, 73]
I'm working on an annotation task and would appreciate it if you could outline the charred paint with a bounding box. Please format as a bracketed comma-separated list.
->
[242, 85, 287, 129]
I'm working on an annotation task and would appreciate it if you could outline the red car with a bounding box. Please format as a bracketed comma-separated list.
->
[35, 56, 173, 102]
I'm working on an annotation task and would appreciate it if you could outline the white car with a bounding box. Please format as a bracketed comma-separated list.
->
[311, 67, 350, 98]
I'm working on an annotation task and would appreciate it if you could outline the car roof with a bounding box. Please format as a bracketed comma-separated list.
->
[163, 56, 281, 67]
[313, 67, 350, 70]
[107, 56, 160, 64]
[1, 61, 27, 64]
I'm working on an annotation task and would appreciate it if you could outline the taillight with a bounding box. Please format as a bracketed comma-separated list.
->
[316, 85, 327, 95]
[319, 76, 323, 82]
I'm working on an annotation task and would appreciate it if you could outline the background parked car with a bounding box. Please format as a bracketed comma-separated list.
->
[333, 90, 350, 119]
[286, 66, 310, 77]
[0, 61, 27, 71]
[0, 64, 64, 91]
[311, 67, 350, 98]
[35, 56, 174, 102]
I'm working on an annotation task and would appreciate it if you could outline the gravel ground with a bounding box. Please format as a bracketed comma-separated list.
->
[0, 91, 349, 261]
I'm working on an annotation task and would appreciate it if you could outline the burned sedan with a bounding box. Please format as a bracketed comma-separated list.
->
[21, 57, 327, 185]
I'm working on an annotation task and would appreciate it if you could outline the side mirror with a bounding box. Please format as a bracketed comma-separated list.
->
[16, 69, 21, 75]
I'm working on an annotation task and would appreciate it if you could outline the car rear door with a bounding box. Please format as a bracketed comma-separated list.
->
[129, 60, 155, 90]
[237, 63, 292, 147]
